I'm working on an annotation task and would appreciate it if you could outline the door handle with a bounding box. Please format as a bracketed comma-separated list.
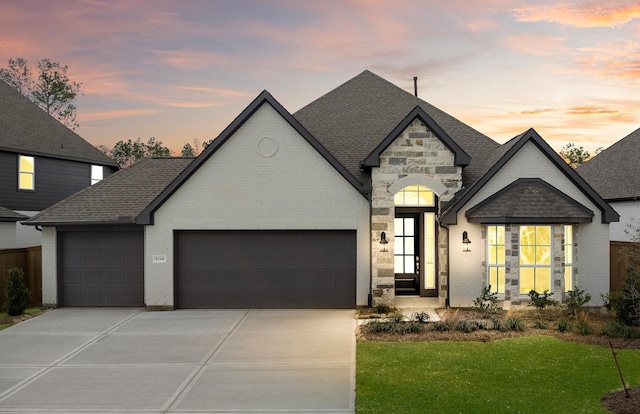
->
[415, 256, 420, 274]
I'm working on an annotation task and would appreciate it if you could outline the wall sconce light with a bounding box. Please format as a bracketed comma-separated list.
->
[380, 231, 388, 252]
[462, 231, 471, 252]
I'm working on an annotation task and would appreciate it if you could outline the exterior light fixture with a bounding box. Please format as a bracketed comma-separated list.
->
[380, 231, 388, 252]
[462, 231, 471, 252]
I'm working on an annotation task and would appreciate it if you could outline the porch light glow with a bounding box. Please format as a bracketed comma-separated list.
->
[462, 231, 471, 252]
[380, 232, 388, 252]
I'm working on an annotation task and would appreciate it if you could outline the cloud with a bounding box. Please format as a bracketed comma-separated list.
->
[79, 108, 159, 122]
[151, 50, 231, 70]
[520, 108, 556, 115]
[574, 39, 640, 80]
[512, 2, 640, 28]
[503, 34, 566, 56]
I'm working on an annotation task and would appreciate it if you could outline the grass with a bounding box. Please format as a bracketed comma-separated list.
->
[0, 306, 43, 331]
[357, 336, 640, 414]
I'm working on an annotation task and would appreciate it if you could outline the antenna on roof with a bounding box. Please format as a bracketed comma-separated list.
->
[413, 76, 418, 97]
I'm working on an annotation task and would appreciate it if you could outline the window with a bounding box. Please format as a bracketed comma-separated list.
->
[394, 216, 416, 274]
[394, 185, 434, 206]
[487, 225, 505, 294]
[564, 225, 573, 292]
[91, 165, 103, 185]
[519, 225, 551, 294]
[18, 155, 35, 190]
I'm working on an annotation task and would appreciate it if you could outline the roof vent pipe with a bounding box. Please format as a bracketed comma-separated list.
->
[413, 76, 418, 97]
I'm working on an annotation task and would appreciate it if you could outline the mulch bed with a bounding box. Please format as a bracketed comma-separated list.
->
[601, 387, 640, 414]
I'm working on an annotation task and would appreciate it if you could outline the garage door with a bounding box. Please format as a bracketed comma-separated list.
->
[59, 231, 144, 306]
[175, 230, 356, 309]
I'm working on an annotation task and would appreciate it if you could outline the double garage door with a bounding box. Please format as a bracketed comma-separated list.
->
[59, 230, 356, 308]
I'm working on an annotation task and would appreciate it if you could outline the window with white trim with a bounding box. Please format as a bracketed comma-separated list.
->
[519, 225, 551, 294]
[393, 185, 434, 206]
[18, 155, 35, 190]
[487, 225, 505, 294]
[564, 225, 573, 292]
[91, 165, 103, 185]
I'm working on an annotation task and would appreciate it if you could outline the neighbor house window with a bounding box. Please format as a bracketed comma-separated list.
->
[394, 185, 434, 206]
[91, 165, 103, 185]
[487, 225, 505, 294]
[564, 225, 573, 292]
[18, 155, 35, 190]
[519, 225, 551, 294]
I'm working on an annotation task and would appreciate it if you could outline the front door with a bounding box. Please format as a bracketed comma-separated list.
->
[394, 211, 437, 297]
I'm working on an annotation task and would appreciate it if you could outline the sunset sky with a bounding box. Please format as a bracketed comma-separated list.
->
[1, 0, 639, 154]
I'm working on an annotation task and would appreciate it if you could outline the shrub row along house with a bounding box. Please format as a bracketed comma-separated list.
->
[24, 71, 618, 309]
[0, 80, 118, 249]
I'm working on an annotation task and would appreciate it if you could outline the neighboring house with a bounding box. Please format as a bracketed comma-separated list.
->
[0, 80, 119, 249]
[577, 127, 640, 242]
[25, 71, 617, 309]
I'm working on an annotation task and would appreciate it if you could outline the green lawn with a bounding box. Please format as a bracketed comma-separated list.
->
[357, 336, 640, 414]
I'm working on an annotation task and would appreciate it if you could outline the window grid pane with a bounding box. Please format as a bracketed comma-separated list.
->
[519, 225, 552, 294]
[394, 186, 434, 206]
[18, 155, 35, 190]
[564, 225, 573, 292]
[487, 226, 505, 294]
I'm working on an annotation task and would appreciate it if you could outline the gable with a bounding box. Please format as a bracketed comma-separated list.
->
[441, 129, 618, 224]
[138, 91, 368, 225]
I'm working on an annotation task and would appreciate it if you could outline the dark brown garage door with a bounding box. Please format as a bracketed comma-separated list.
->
[175, 230, 356, 309]
[59, 231, 144, 306]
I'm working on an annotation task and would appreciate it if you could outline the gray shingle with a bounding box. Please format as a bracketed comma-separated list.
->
[26, 157, 193, 225]
[465, 178, 594, 223]
[577, 127, 640, 200]
[293, 70, 499, 187]
[0, 80, 117, 166]
[0, 205, 27, 221]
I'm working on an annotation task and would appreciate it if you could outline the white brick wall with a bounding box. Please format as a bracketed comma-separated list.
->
[41, 226, 57, 307]
[609, 201, 640, 241]
[146, 103, 370, 307]
[450, 141, 611, 306]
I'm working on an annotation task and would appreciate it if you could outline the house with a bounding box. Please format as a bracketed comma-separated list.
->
[0, 80, 119, 249]
[25, 71, 617, 309]
[577, 127, 640, 242]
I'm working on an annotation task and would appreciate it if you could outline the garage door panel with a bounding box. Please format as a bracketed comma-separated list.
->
[60, 231, 144, 307]
[176, 230, 356, 309]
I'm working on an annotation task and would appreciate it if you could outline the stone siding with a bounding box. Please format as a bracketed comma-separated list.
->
[370, 119, 462, 306]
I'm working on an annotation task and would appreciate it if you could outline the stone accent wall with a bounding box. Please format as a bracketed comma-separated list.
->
[370, 119, 463, 306]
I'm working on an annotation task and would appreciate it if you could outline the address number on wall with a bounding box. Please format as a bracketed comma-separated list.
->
[152, 255, 167, 263]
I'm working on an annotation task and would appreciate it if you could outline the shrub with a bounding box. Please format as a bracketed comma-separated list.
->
[506, 317, 525, 332]
[431, 321, 450, 331]
[389, 312, 405, 323]
[472, 286, 502, 315]
[565, 286, 592, 317]
[528, 290, 558, 314]
[601, 321, 637, 339]
[362, 320, 400, 334]
[411, 311, 430, 323]
[454, 319, 479, 333]
[373, 303, 391, 314]
[402, 321, 426, 334]
[4, 267, 31, 316]
[602, 268, 640, 326]
[556, 319, 570, 332]
[532, 320, 548, 329]
[577, 323, 594, 336]
[491, 318, 508, 332]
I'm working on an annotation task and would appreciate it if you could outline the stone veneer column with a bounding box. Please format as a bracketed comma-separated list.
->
[370, 119, 462, 307]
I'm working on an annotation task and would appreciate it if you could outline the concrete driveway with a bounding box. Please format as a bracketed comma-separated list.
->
[0, 308, 356, 413]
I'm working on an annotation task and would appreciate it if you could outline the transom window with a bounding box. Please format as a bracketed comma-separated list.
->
[394, 185, 434, 206]
[519, 225, 551, 294]
[18, 155, 35, 190]
[487, 225, 505, 294]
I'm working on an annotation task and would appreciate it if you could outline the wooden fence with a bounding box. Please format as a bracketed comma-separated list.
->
[0, 246, 42, 307]
[610, 241, 640, 292]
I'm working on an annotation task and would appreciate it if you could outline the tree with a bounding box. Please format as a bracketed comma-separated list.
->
[107, 137, 171, 168]
[0, 58, 81, 129]
[181, 143, 195, 157]
[559, 142, 591, 168]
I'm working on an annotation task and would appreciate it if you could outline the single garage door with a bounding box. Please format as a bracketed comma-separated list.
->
[59, 231, 144, 306]
[175, 230, 356, 309]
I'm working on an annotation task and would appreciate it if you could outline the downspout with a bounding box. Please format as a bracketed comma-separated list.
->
[368, 188, 373, 308]
[441, 222, 451, 308]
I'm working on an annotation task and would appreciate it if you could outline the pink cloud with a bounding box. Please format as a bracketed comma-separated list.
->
[512, 2, 640, 28]
[79, 108, 159, 122]
[575, 39, 640, 79]
[503, 34, 567, 56]
[151, 50, 231, 70]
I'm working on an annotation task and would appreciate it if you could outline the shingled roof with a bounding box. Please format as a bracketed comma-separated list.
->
[0, 205, 27, 222]
[293, 70, 499, 187]
[577, 127, 640, 201]
[465, 178, 594, 223]
[0, 80, 117, 166]
[25, 157, 193, 225]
